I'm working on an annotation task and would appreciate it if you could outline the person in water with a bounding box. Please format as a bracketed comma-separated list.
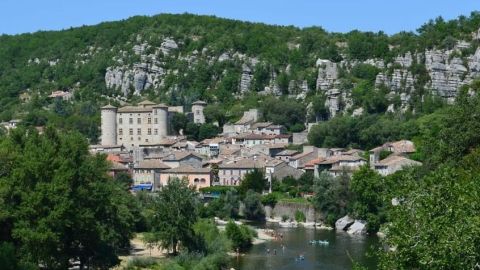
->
[273, 249, 277, 255]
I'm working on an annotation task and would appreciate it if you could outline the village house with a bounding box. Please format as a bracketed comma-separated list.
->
[369, 140, 421, 176]
[48, 90, 73, 101]
[145, 151, 204, 169]
[313, 154, 367, 177]
[373, 155, 422, 176]
[133, 160, 170, 190]
[231, 133, 291, 146]
[275, 149, 300, 162]
[159, 165, 211, 190]
[249, 122, 286, 135]
[218, 157, 263, 186]
[222, 109, 261, 135]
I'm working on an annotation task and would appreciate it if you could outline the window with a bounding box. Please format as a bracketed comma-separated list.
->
[129, 129, 133, 135]
[148, 118, 152, 124]
[118, 128, 123, 135]
[147, 128, 152, 135]
[154, 129, 158, 135]
[137, 118, 141, 124]
[145, 139, 149, 142]
[154, 118, 158, 124]
[138, 137, 141, 141]
[119, 118, 123, 124]
[154, 110, 157, 115]
[129, 118, 133, 124]
[137, 128, 141, 135]
[196, 110, 200, 115]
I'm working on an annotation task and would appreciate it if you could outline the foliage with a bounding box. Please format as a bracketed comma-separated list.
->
[312, 171, 351, 226]
[242, 190, 265, 220]
[225, 221, 255, 252]
[350, 166, 385, 233]
[294, 210, 306, 222]
[151, 178, 199, 254]
[171, 112, 189, 135]
[261, 193, 278, 207]
[379, 164, 480, 269]
[238, 168, 267, 194]
[261, 97, 306, 132]
[0, 128, 136, 269]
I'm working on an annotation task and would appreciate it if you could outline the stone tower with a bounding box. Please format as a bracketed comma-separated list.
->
[153, 104, 168, 138]
[101, 104, 117, 145]
[192, 100, 207, 124]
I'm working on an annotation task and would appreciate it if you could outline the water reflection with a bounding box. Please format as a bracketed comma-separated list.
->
[231, 224, 379, 270]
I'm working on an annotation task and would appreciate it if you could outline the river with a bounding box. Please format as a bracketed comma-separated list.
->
[230, 223, 379, 270]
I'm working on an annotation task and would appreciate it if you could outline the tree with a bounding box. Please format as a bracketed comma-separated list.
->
[379, 165, 480, 269]
[238, 168, 267, 194]
[198, 123, 220, 141]
[243, 190, 265, 220]
[225, 221, 254, 251]
[0, 127, 136, 269]
[220, 188, 240, 219]
[151, 178, 198, 254]
[115, 172, 133, 188]
[171, 113, 189, 135]
[350, 166, 385, 233]
[312, 171, 351, 226]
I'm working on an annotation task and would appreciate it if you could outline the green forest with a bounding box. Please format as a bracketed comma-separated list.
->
[0, 12, 479, 143]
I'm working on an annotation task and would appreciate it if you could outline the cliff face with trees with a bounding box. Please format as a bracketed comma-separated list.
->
[1, 13, 480, 142]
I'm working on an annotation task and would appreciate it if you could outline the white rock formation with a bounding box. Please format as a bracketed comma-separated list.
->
[316, 59, 339, 90]
[347, 220, 367, 235]
[335, 215, 354, 231]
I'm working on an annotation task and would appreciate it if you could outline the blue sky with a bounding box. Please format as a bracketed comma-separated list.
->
[1, 0, 478, 35]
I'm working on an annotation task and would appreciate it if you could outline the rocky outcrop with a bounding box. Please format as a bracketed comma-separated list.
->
[316, 59, 339, 91]
[105, 62, 165, 95]
[376, 69, 415, 93]
[325, 89, 341, 117]
[425, 49, 469, 98]
[347, 220, 367, 235]
[239, 64, 253, 93]
[160, 38, 178, 55]
[394, 52, 413, 68]
[335, 215, 354, 231]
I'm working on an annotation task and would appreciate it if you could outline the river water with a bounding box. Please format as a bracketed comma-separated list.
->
[231, 223, 379, 270]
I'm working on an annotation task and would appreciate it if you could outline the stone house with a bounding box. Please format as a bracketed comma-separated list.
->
[133, 160, 170, 190]
[160, 165, 211, 190]
[373, 155, 422, 176]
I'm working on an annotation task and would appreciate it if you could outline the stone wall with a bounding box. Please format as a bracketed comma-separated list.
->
[265, 201, 317, 222]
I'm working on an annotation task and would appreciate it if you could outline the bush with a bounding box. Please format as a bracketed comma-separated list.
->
[261, 193, 278, 207]
[281, 215, 290, 222]
[243, 190, 265, 220]
[124, 257, 159, 269]
[225, 222, 254, 251]
[294, 210, 306, 222]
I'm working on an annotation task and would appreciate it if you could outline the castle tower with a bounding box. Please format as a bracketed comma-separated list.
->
[153, 104, 168, 139]
[101, 104, 117, 145]
[192, 100, 207, 124]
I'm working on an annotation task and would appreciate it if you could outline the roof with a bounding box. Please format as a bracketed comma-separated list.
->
[110, 161, 129, 171]
[219, 158, 261, 169]
[290, 151, 314, 161]
[101, 104, 117, 109]
[276, 149, 300, 156]
[375, 155, 422, 167]
[153, 103, 168, 108]
[272, 165, 304, 180]
[163, 165, 211, 174]
[250, 122, 273, 129]
[138, 100, 156, 106]
[134, 160, 170, 170]
[163, 151, 203, 161]
[304, 157, 325, 168]
[118, 105, 153, 113]
[317, 155, 365, 165]
[192, 100, 207, 105]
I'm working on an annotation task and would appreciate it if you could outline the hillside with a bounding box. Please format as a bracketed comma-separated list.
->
[1, 13, 480, 143]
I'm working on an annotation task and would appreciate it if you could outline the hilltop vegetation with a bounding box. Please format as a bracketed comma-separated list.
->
[0, 13, 479, 143]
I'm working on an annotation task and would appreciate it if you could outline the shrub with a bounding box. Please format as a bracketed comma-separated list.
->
[261, 193, 278, 207]
[225, 221, 254, 251]
[281, 215, 290, 222]
[294, 210, 306, 222]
